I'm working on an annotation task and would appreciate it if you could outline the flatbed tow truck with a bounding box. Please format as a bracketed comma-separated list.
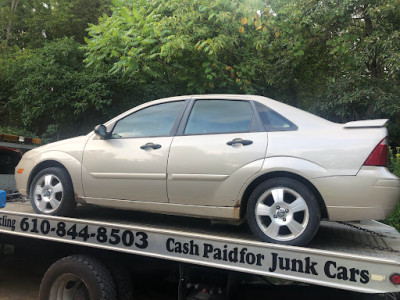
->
[1, 200, 400, 299]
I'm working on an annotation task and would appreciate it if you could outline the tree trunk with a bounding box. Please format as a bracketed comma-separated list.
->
[5, 0, 19, 47]
[362, 4, 379, 78]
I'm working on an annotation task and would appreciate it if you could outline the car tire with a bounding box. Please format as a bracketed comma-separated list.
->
[30, 167, 76, 216]
[247, 177, 320, 246]
[39, 254, 117, 300]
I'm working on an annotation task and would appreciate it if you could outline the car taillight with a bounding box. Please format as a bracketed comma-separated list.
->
[391, 273, 400, 285]
[364, 137, 388, 167]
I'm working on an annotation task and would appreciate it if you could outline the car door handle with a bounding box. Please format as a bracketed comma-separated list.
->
[140, 143, 162, 150]
[227, 138, 253, 146]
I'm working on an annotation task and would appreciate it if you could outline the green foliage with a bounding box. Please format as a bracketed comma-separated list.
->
[3, 38, 112, 136]
[0, 125, 38, 138]
[266, 0, 400, 111]
[84, 0, 275, 95]
[1, 0, 400, 145]
[0, 0, 115, 139]
[385, 147, 400, 231]
[386, 201, 400, 232]
[84, 0, 400, 128]
[0, 0, 111, 48]
[389, 147, 400, 177]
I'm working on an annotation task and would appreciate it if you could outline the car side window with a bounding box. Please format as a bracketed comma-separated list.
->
[112, 101, 184, 138]
[255, 101, 297, 131]
[184, 100, 253, 135]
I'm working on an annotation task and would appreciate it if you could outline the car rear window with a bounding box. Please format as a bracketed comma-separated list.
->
[255, 102, 297, 131]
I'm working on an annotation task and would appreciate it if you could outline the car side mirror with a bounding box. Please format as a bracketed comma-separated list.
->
[94, 124, 110, 139]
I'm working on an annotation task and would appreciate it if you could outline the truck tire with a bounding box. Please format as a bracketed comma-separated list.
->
[107, 260, 134, 300]
[39, 254, 117, 300]
[30, 167, 76, 216]
[247, 177, 320, 246]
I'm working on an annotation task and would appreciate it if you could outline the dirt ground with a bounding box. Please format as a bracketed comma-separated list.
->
[0, 246, 45, 300]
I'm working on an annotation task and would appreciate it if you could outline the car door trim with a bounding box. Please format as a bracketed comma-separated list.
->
[90, 172, 166, 180]
[168, 174, 229, 181]
[83, 197, 240, 220]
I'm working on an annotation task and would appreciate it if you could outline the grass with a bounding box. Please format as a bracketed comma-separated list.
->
[384, 147, 400, 231]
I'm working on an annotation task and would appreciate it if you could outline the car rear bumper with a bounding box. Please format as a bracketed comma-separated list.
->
[311, 166, 400, 221]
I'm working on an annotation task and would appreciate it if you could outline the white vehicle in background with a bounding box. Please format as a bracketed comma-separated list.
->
[15, 95, 400, 246]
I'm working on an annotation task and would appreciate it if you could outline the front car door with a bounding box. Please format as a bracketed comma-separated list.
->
[167, 97, 268, 207]
[82, 100, 186, 202]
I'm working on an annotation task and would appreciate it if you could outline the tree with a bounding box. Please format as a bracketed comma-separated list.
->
[263, 0, 400, 142]
[4, 0, 18, 47]
[84, 0, 400, 119]
[84, 0, 278, 97]
[0, 0, 113, 140]
[1, 0, 400, 143]
[4, 38, 112, 138]
[0, 0, 111, 49]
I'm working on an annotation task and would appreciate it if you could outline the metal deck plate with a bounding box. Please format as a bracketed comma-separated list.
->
[3, 201, 400, 259]
[1, 201, 400, 294]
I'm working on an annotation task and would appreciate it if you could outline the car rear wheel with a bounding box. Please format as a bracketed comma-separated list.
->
[247, 177, 320, 246]
[30, 167, 76, 216]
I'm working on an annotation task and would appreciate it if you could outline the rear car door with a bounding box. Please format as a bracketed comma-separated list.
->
[167, 98, 268, 207]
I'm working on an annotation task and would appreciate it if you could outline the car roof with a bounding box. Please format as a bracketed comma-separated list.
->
[105, 94, 334, 130]
[157, 94, 335, 129]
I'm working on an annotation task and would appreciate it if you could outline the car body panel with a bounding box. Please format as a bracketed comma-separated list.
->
[14, 95, 400, 225]
[82, 135, 173, 202]
[310, 166, 400, 221]
[343, 119, 388, 128]
[15, 136, 88, 197]
[265, 127, 388, 176]
[167, 132, 268, 206]
[259, 156, 329, 179]
[252, 96, 388, 176]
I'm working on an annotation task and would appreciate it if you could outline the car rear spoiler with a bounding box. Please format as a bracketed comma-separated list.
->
[343, 119, 388, 128]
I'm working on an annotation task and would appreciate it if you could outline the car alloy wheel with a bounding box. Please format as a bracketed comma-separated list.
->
[254, 187, 309, 241]
[30, 167, 76, 216]
[33, 174, 64, 214]
[247, 177, 320, 246]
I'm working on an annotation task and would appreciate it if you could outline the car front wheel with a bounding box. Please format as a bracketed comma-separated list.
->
[30, 167, 76, 216]
[247, 177, 320, 246]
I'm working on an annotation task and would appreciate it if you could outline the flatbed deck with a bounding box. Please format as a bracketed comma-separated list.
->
[1, 201, 400, 294]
